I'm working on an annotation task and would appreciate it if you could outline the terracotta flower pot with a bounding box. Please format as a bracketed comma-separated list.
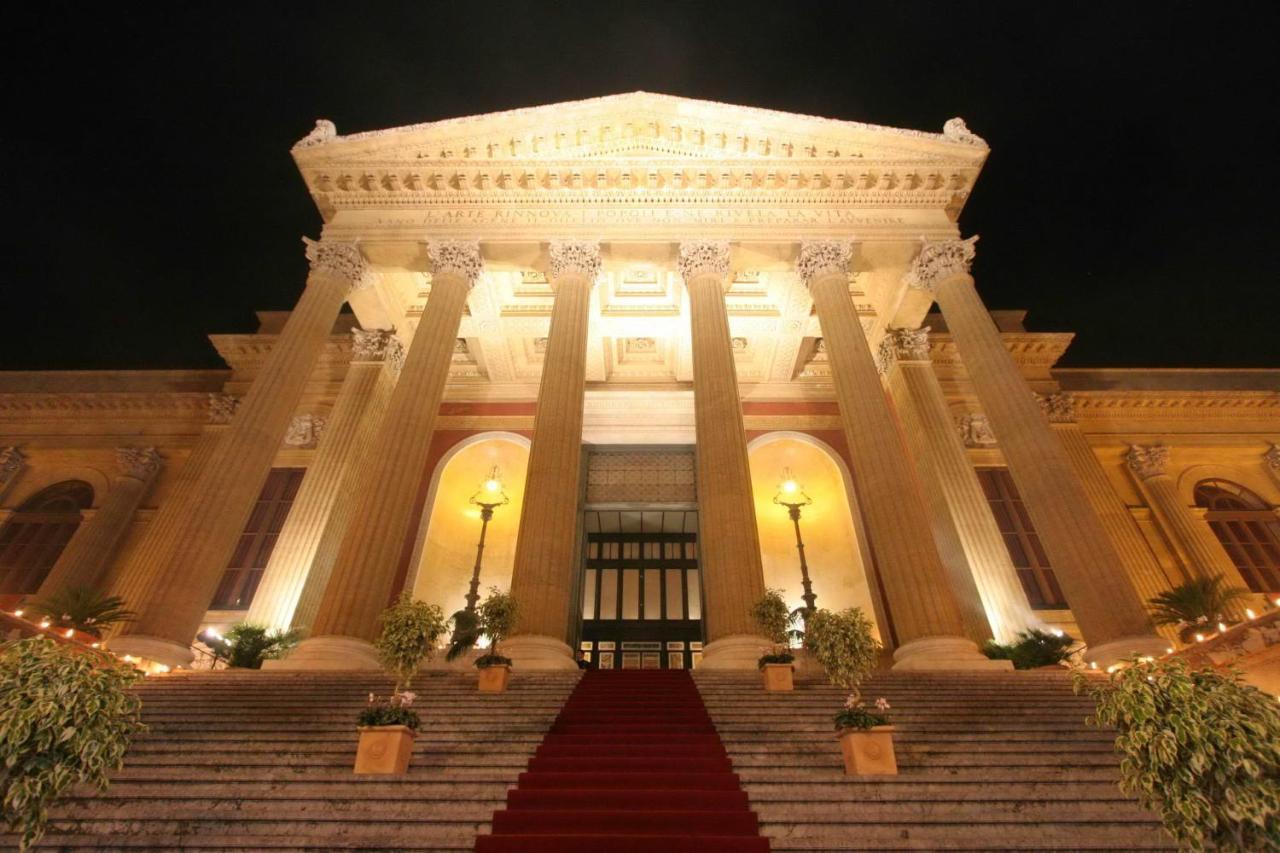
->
[838, 725, 897, 775]
[478, 663, 511, 693]
[354, 725, 415, 774]
[762, 662, 794, 692]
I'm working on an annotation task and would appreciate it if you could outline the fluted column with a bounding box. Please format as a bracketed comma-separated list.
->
[110, 240, 370, 667]
[1126, 444, 1263, 615]
[285, 241, 480, 669]
[885, 327, 1034, 644]
[245, 329, 396, 631]
[801, 242, 1003, 670]
[37, 448, 163, 597]
[906, 237, 1166, 666]
[505, 242, 601, 670]
[679, 241, 769, 669]
[0, 447, 27, 502]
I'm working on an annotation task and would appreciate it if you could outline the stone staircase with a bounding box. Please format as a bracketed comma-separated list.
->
[18, 669, 579, 851]
[694, 670, 1174, 851]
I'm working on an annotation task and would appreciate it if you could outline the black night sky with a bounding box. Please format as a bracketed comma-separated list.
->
[2, 3, 1277, 372]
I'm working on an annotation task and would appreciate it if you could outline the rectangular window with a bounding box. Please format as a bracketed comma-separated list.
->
[643, 568, 662, 619]
[665, 568, 684, 619]
[598, 569, 618, 619]
[621, 570, 640, 619]
[210, 468, 304, 610]
[581, 568, 597, 620]
[976, 468, 1067, 609]
[686, 570, 702, 619]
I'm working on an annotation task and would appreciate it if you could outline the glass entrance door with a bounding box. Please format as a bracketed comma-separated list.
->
[579, 509, 702, 669]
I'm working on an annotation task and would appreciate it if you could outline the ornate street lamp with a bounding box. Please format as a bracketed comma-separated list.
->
[773, 468, 817, 615]
[464, 466, 509, 613]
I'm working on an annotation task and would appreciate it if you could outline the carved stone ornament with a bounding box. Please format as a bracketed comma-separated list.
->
[875, 336, 895, 377]
[1036, 391, 1076, 424]
[1266, 444, 1280, 472]
[796, 240, 853, 285]
[957, 413, 997, 448]
[548, 240, 603, 281]
[284, 414, 328, 449]
[117, 447, 162, 481]
[1126, 444, 1170, 481]
[0, 446, 26, 483]
[208, 393, 240, 425]
[302, 237, 371, 288]
[676, 241, 731, 282]
[426, 240, 484, 286]
[902, 235, 979, 293]
[351, 328, 394, 362]
[942, 117, 986, 147]
[293, 119, 337, 150]
[385, 337, 407, 379]
[890, 326, 931, 362]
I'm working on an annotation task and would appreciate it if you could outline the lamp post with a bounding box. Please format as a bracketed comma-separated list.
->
[774, 468, 817, 615]
[465, 466, 509, 613]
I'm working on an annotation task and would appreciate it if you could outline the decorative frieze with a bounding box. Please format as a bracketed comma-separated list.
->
[208, 393, 240, 425]
[1125, 444, 1170, 481]
[426, 240, 483, 285]
[586, 449, 696, 504]
[283, 414, 328, 449]
[676, 241, 731, 282]
[1036, 391, 1077, 424]
[796, 240, 853, 285]
[957, 413, 997, 448]
[902, 236, 979, 293]
[117, 447, 163, 481]
[547, 240, 602, 281]
[302, 237, 371, 288]
[351, 328, 394, 362]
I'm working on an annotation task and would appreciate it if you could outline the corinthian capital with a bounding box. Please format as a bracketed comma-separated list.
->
[427, 240, 483, 286]
[117, 447, 162, 481]
[1036, 392, 1076, 424]
[797, 240, 853, 286]
[902, 236, 979, 293]
[303, 237, 371, 288]
[677, 241, 731, 282]
[1126, 444, 1170, 481]
[548, 240, 602, 282]
[0, 446, 26, 483]
[890, 326, 931, 362]
[351, 328, 394, 362]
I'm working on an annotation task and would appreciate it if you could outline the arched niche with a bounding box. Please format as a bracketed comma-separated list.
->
[746, 432, 882, 642]
[1176, 463, 1278, 506]
[406, 432, 530, 619]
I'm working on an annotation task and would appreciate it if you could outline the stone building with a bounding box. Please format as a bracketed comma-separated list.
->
[2, 93, 1277, 674]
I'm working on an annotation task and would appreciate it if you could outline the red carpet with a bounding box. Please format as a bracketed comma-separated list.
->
[476, 669, 769, 852]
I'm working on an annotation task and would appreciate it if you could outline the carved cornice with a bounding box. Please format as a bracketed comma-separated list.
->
[117, 446, 162, 480]
[796, 240, 852, 285]
[902, 236, 979, 293]
[1036, 391, 1076, 424]
[548, 240, 603, 282]
[209, 334, 353, 373]
[677, 241, 731, 282]
[926, 333, 1074, 370]
[426, 240, 483, 286]
[351, 328, 394, 362]
[208, 393, 240, 424]
[0, 393, 212, 422]
[1126, 444, 1170, 481]
[302, 237, 372, 289]
[1068, 391, 1280, 423]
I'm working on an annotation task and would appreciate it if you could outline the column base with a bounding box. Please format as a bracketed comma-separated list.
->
[266, 635, 381, 670]
[1083, 634, 1172, 669]
[700, 635, 772, 670]
[501, 635, 577, 671]
[892, 636, 1013, 671]
[107, 635, 195, 670]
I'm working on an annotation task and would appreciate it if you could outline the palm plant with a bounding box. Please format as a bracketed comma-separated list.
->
[221, 622, 304, 669]
[1148, 574, 1251, 642]
[445, 608, 482, 661]
[26, 586, 135, 638]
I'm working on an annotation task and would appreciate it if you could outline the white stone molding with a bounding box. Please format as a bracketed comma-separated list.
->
[957, 413, 997, 448]
[902, 235, 980, 293]
[0, 446, 25, 487]
[283, 414, 328, 449]
[1265, 444, 1280, 472]
[426, 240, 484, 286]
[350, 328, 394, 362]
[116, 447, 163, 481]
[302, 237, 371, 288]
[1126, 444, 1171, 481]
[890, 326, 931, 362]
[875, 336, 895, 377]
[1036, 391, 1077, 424]
[796, 240, 853, 285]
[943, 117, 986, 147]
[385, 336, 407, 379]
[676, 241, 731, 282]
[547, 240, 603, 282]
[292, 119, 337, 150]
[208, 393, 240, 425]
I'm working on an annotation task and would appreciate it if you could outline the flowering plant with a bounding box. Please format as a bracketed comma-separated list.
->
[833, 695, 890, 731]
[357, 691, 420, 730]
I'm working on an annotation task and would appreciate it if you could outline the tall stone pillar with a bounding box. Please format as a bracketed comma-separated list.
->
[884, 327, 1034, 644]
[679, 241, 769, 669]
[285, 241, 480, 669]
[906, 237, 1166, 666]
[505, 241, 601, 670]
[801, 242, 1003, 670]
[1126, 444, 1262, 614]
[0, 447, 27, 502]
[37, 448, 162, 596]
[110, 239, 369, 667]
[245, 328, 396, 631]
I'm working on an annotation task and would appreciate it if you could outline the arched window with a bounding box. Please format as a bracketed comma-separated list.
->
[0, 480, 94, 595]
[1194, 479, 1280, 594]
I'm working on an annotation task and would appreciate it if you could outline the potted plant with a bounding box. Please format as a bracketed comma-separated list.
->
[0, 637, 145, 850]
[1147, 574, 1251, 643]
[805, 606, 894, 775]
[982, 628, 1081, 669]
[475, 587, 517, 693]
[212, 622, 302, 669]
[834, 695, 896, 775]
[354, 691, 419, 774]
[752, 589, 796, 691]
[26, 586, 135, 639]
[373, 593, 448, 691]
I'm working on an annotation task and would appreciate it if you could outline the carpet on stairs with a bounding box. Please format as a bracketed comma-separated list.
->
[477, 669, 769, 853]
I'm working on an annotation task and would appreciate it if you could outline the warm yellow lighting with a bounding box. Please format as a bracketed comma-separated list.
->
[1246, 608, 1257, 620]
[122, 654, 134, 662]
[485, 478, 501, 493]
[1088, 661, 1098, 670]
[63, 628, 75, 639]
[91, 642, 101, 649]
[38, 620, 51, 629]
[1049, 628, 1064, 638]
[13, 609, 23, 618]
[1217, 622, 1228, 634]
[156, 664, 170, 673]
[1194, 633, 1205, 643]
[1166, 647, 1174, 654]
[782, 479, 798, 494]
